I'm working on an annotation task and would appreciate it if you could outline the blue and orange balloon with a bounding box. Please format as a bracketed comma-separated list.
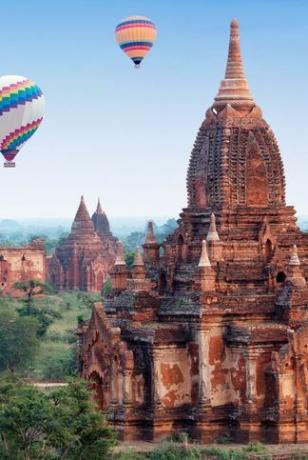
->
[115, 15, 157, 68]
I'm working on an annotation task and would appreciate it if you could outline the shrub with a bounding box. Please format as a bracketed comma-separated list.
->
[33, 342, 76, 380]
[113, 450, 147, 460]
[150, 442, 202, 460]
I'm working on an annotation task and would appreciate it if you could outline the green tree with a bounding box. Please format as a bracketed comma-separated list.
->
[0, 306, 39, 372]
[14, 280, 60, 337]
[0, 378, 116, 460]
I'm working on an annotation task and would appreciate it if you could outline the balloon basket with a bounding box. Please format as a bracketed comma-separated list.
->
[4, 162, 15, 168]
[134, 64, 141, 69]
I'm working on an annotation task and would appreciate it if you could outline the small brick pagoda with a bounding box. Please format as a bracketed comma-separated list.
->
[79, 20, 308, 443]
[48, 197, 117, 292]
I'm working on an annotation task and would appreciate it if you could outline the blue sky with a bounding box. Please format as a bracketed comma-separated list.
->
[0, 0, 307, 220]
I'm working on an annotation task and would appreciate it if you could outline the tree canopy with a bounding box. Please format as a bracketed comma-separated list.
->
[0, 305, 39, 372]
[0, 378, 116, 460]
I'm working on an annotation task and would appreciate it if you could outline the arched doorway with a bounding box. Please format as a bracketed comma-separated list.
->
[89, 370, 110, 410]
[276, 271, 286, 284]
[265, 239, 273, 260]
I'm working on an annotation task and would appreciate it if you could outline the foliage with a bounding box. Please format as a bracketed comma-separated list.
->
[0, 377, 116, 460]
[76, 291, 101, 309]
[0, 291, 96, 381]
[166, 432, 190, 443]
[14, 279, 54, 298]
[125, 249, 135, 268]
[0, 303, 39, 372]
[112, 442, 273, 460]
[28, 232, 69, 255]
[18, 302, 62, 337]
[103, 279, 112, 296]
[123, 218, 178, 252]
[149, 443, 201, 460]
[201, 442, 271, 460]
[14, 279, 60, 338]
[113, 450, 147, 460]
[31, 342, 76, 381]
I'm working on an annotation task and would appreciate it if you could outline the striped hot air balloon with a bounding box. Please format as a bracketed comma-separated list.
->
[115, 15, 157, 68]
[0, 75, 45, 168]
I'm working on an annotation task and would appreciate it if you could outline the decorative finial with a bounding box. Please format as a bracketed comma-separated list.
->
[133, 247, 144, 266]
[289, 245, 300, 266]
[214, 18, 253, 106]
[144, 220, 157, 244]
[207, 213, 220, 242]
[73, 195, 91, 222]
[114, 241, 126, 266]
[96, 198, 103, 214]
[198, 240, 211, 267]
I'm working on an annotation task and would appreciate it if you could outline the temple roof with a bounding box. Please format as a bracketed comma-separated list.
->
[91, 198, 111, 236]
[71, 196, 97, 238]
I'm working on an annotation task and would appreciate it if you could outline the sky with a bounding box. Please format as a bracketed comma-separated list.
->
[0, 0, 307, 220]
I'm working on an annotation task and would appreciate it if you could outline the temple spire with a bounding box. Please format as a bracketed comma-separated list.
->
[74, 196, 91, 222]
[96, 198, 103, 214]
[207, 213, 220, 242]
[114, 241, 126, 266]
[289, 245, 300, 266]
[215, 18, 254, 107]
[144, 221, 157, 244]
[225, 18, 245, 79]
[198, 240, 211, 267]
[133, 247, 144, 266]
[91, 197, 111, 236]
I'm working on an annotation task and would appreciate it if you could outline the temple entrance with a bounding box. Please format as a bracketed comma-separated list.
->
[276, 271, 286, 284]
[89, 371, 109, 410]
[265, 239, 273, 260]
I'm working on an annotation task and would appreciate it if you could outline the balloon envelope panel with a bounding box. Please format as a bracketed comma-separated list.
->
[0, 75, 45, 162]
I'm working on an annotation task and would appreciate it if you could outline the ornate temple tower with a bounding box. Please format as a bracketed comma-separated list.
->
[48, 196, 117, 292]
[186, 18, 292, 237]
[79, 20, 308, 443]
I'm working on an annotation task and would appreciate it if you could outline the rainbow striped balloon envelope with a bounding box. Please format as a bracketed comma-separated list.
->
[0, 75, 45, 167]
[115, 15, 157, 68]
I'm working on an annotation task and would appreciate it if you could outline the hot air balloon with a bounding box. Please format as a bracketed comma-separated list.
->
[0, 75, 45, 167]
[115, 15, 157, 68]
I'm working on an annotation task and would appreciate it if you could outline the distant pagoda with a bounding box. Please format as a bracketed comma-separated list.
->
[48, 196, 117, 292]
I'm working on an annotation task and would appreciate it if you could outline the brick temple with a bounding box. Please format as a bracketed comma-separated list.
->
[0, 238, 46, 295]
[48, 196, 117, 292]
[79, 19, 308, 443]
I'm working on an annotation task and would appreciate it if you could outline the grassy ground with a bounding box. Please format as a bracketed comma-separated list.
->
[112, 441, 308, 459]
[0, 291, 101, 381]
